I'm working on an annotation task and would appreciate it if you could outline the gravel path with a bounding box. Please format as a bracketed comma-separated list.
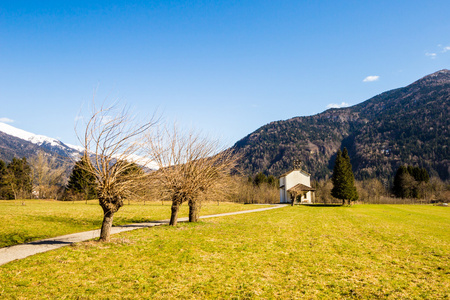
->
[0, 205, 286, 266]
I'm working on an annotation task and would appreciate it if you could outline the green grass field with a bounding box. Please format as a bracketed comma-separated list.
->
[0, 199, 267, 247]
[1, 204, 449, 299]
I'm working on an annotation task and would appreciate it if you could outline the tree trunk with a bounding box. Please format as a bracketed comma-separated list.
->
[98, 195, 123, 242]
[188, 200, 200, 222]
[99, 210, 114, 242]
[169, 202, 180, 226]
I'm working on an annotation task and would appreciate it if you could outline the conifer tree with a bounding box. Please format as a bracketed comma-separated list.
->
[66, 155, 97, 201]
[4, 157, 32, 200]
[331, 148, 358, 205]
[267, 175, 277, 187]
[393, 166, 408, 198]
[253, 172, 267, 186]
[0, 160, 7, 199]
[393, 165, 429, 198]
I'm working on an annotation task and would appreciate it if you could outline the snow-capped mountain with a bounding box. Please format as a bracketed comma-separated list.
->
[0, 122, 157, 169]
[0, 122, 82, 162]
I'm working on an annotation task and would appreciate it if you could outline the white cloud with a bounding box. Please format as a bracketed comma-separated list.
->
[363, 75, 380, 82]
[0, 117, 14, 123]
[326, 102, 350, 109]
[425, 45, 450, 58]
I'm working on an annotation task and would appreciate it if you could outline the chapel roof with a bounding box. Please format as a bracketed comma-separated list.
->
[287, 183, 316, 193]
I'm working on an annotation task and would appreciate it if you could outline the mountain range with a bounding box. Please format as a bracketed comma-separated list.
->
[0, 122, 156, 169]
[0, 122, 82, 165]
[232, 70, 450, 182]
[1, 70, 449, 182]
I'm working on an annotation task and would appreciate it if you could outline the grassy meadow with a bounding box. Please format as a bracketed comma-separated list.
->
[0, 199, 267, 248]
[1, 204, 448, 299]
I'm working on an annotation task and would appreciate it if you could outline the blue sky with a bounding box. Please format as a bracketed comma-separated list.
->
[1, 1, 449, 146]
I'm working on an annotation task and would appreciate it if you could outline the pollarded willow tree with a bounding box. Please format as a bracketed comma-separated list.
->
[146, 126, 237, 226]
[78, 104, 157, 242]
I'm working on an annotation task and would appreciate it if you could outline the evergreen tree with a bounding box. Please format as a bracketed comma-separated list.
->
[4, 157, 32, 200]
[65, 155, 97, 201]
[331, 149, 345, 203]
[253, 172, 267, 186]
[393, 166, 408, 198]
[331, 148, 358, 205]
[115, 161, 145, 204]
[267, 175, 278, 187]
[392, 165, 429, 198]
[0, 160, 7, 199]
[342, 149, 358, 203]
[119, 161, 143, 178]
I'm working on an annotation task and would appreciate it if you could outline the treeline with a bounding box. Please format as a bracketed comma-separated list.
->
[0, 153, 281, 205]
[0, 152, 144, 203]
[392, 165, 429, 199]
[0, 157, 33, 200]
[2, 152, 448, 206]
[314, 165, 448, 204]
[229, 172, 279, 204]
[0, 153, 68, 200]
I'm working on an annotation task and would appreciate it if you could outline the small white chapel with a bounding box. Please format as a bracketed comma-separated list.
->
[279, 160, 315, 204]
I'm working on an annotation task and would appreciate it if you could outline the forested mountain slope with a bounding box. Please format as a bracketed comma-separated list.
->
[233, 70, 450, 181]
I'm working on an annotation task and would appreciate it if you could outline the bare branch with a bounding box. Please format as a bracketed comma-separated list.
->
[77, 102, 158, 241]
[145, 125, 238, 225]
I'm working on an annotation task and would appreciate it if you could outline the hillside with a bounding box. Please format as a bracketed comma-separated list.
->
[0, 123, 156, 170]
[233, 70, 450, 181]
[0, 122, 81, 165]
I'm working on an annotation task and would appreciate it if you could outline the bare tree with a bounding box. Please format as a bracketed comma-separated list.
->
[29, 151, 68, 199]
[78, 104, 156, 242]
[226, 176, 279, 204]
[146, 126, 236, 225]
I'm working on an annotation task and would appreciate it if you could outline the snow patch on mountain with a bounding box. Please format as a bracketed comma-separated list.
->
[65, 143, 85, 153]
[0, 122, 81, 153]
[0, 122, 158, 169]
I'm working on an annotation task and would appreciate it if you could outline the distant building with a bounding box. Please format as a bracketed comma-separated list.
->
[279, 161, 315, 204]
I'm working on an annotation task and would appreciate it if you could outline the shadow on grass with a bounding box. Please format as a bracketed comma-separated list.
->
[29, 240, 72, 245]
[119, 221, 169, 228]
[301, 204, 343, 207]
[31, 215, 103, 227]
